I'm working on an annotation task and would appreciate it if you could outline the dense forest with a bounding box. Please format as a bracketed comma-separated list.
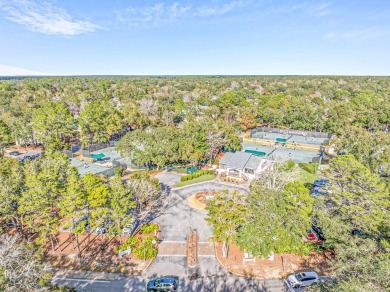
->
[0, 76, 389, 291]
[1, 76, 389, 168]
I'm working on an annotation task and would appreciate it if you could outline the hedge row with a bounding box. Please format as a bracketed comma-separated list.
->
[181, 170, 215, 182]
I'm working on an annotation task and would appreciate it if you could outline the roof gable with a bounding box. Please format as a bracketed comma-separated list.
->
[220, 151, 261, 170]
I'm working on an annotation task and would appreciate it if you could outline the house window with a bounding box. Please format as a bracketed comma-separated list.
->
[244, 168, 254, 174]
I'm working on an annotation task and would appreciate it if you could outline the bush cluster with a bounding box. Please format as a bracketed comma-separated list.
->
[139, 223, 159, 234]
[298, 162, 318, 174]
[180, 170, 214, 182]
[132, 236, 158, 260]
[116, 236, 140, 252]
[116, 235, 158, 260]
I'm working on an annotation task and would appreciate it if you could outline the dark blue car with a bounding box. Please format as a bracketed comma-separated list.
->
[313, 179, 329, 187]
[310, 186, 328, 196]
[147, 276, 179, 291]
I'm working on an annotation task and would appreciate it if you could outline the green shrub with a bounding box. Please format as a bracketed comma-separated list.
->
[187, 174, 193, 180]
[299, 242, 323, 256]
[211, 159, 218, 165]
[299, 162, 318, 174]
[286, 160, 296, 170]
[114, 167, 124, 176]
[62, 222, 72, 229]
[139, 223, 159, 234]
[207, 170, 214, 175]
[143, 236, 158, 246]
[126, 236, 141, 247]
[181, 175, 188, 182]
[133, 246, 157, 260]
[132, 236, 158, 259]
[115, 236, 140, 252]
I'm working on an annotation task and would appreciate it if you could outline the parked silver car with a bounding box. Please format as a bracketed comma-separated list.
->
[122, 222, 135, 235]
[287, 271, 319, 288]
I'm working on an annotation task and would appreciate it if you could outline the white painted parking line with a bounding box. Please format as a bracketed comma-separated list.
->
[53, 278, 111, 283]
[157, 254, 186, 257]
[159, 240, 187, 243]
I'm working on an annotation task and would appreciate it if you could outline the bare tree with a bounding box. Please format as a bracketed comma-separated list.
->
[127, 177, 162, 215]
[253, 158, 298, 191]
[0, 235, 50, 292]
[139, 98, 159, 116]
[205, 131, 225, 164]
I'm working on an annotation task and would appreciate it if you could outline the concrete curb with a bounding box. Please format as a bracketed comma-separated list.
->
[172, 178, 219, 190]
[187, 194, 206, 211]
[173, 179, 249, 191]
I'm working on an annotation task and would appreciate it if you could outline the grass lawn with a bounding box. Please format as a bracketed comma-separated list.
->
[297, 167, 319, 187]
[172, 167, 187, 173]
[174, 174, 216, 188]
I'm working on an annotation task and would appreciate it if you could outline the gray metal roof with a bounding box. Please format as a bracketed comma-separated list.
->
[219, 151, 261, 170]
[245, 155, 262, 170]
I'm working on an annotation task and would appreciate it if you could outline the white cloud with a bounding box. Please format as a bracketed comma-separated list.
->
[117, 1, 252, 26]
[271, 2, 332, 17]
[0, 0, 101, 36]
[325, 29, 386, 42]
[117, 2, 192, 26]
[196, 0, 249, 17]
[0, 64, 48, 76]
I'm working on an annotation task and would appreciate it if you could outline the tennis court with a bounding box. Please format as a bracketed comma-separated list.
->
[90, 147, 143, 168]
[270, 148, 321, 164]
[288, 135, 329, 146]
[251, 131, 329, 146]
[242, 143, 321, 163]
[70, 159, 114, 177]
[242, 143, 275, 155]
[251, 132, 291, 141]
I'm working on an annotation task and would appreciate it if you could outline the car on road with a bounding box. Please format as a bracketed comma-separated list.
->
[287, 271, 320, 289]
[8, 151, 21, 156]
[147, 275, 179, 291]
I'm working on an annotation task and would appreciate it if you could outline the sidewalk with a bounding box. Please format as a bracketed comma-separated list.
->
[50, 268, 124, 281]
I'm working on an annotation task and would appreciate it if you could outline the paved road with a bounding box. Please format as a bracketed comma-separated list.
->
[52, 172, 287, 291]
[53, 259, 286, 292]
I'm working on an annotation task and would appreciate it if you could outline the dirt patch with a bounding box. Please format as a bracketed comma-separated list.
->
[215, 242, 332, 279]
[186, 231, 198, 268]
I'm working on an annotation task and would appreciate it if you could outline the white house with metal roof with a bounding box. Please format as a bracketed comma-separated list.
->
[218, 151, 272, 181]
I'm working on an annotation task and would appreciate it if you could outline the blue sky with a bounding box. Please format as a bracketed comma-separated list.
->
[0, 0, 389, 75]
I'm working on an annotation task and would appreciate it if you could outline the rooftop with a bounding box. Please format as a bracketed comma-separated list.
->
[219, 152, 262, 170]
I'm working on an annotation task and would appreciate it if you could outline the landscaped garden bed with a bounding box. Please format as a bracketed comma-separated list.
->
[186, 231, 198, 268]
[188, 191, 218, 210]
[219, 173, 248, 184]
[47, 223, 160, 274]
[214, 242, 332, 279]
[195, 191, 218, 204]
[174, 170, 216, 187]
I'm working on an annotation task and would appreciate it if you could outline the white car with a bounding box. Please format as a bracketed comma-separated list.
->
[287, 271, 320, 289]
